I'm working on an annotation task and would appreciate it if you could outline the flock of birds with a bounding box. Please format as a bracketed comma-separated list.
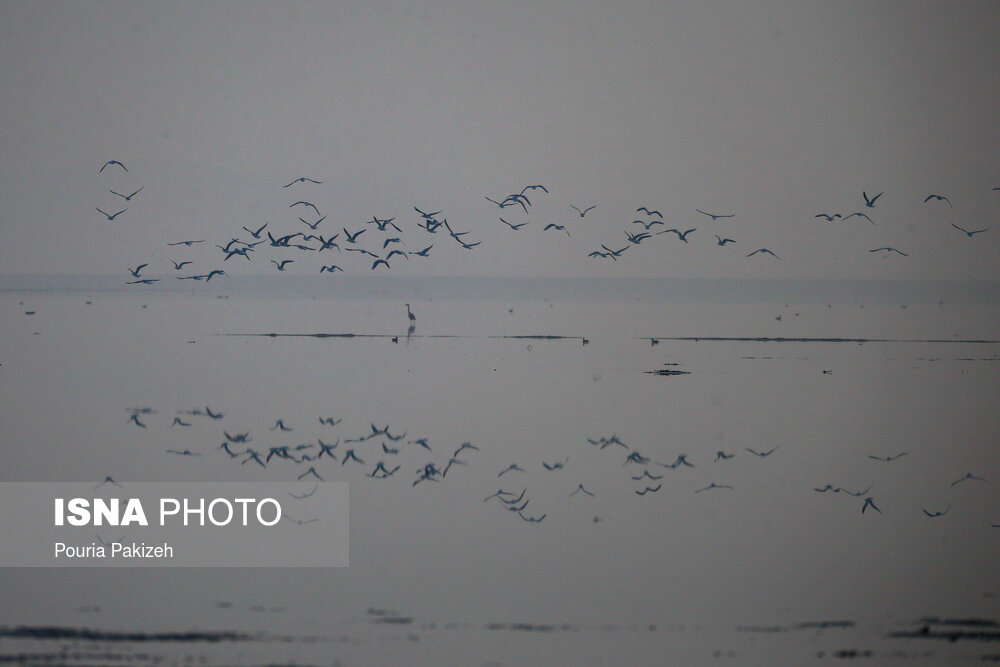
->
[95, 161, 997, 285]
[115, 384, 998, 528]
[91, 159, 998, 526]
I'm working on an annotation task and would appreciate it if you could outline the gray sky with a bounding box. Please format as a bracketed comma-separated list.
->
[1, 1, 998, 280]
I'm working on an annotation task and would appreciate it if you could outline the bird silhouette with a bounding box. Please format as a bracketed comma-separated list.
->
[951, 472, 987, 487]
[657, 227, 696, 242]
[636, 207, 662, 218]
[570, 204, 596, 217]
[862, 191, 883, 208]
[283, 177, 323, 187]
[923, 194, 952, 208]
[746, 248, 780, 259]
[868, 452, 907, 462]
[861, 497, 881, 514]
[96, 207, 127, 221]
[695, 209, 734, 221]
[869, 247, 908, 256]
[695, 482, 733, 494]
[99, 160, 127, 173]
[109, 186, 144, 201]
[714, 235, 735, 246]
[290, 201, 321, 215]
[951, 223, 989, 237]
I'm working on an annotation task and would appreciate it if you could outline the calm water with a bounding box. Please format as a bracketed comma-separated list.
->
[1, 278, 999, 665]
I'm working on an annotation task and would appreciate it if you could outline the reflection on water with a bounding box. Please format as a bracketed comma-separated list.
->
[1, 280, 998, 665]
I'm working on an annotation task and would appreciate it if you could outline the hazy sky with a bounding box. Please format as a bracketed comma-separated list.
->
[1, 1, 998, 280]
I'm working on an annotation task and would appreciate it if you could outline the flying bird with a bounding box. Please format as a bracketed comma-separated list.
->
[746, 248, 780, 259]
[290, 201, 321, 215]
[657, 227, 696, 242]
[109, 186, 144, 201]
[96, 207, 127, 221]
[243, 222, 268, 239]
[868, 452, 907, 462]
[695, 209, 734, 221]
[862, 191, 883, 208]
[951, 472, 987, 487]
[695, 482, 733, 494]
[869, 247, 908, 256]
[636, 207, 663, 218]
[951, 223, 989, 237]
[570, 204, 596, 217]
[843, 212, 874, 224]
[167, 240, 205, 247]
[923, 194, 952, 208]
[746, 446, 779, 457]
[922, 506, 950, 518]
[99, 160, 127, 173]
[283, 177, 323, 187]
[714, 235, 735, 246]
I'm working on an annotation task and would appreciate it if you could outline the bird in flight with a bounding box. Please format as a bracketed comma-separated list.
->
[951, 223, 989, 237]
[746, 446, 779, 457]
[109, 186, 144, 201]
[283, 177, 323, 187]
[922, 506, 949, 518]
[632, 219, 665, 230]
[696, 209, 734, 221]
[127, 279, 159, 285]
[290, 201, 321, 215]
[843, 212, 874, 224]
[127, 264, 148, 278]
[300, 215, 326, 230]
[319, 264, 343, 273]
[499, 217, 528, 231]
[96, 207, 127, 221]
[544, 223, 571, 236]
[171, 260, 193, 270]
[99, 160, 127, 173]
[815, 213, 842, 221]
[951, 472, 987, 487]
[714, 235, 735, 246]
[657, 227, 696, 243]
[636, 207, 663, 218]
[635, 484, 662, 496]
[869, 247, 908, 256]
[167, 240, 205, 247]
[695, 482, 733, 494]
[343, 228, 366, 244]
[862, 191, 883, 208]
[570, 204, 596, 217]
[243, 222, 268, 239]
[868, 452, 907, 462]
[271, 259, 294, 271]
[923, 194, 952, 208]
[861, 497, 881, 514]
[746, 248, 780, 260]
[94, 476, 124, 490]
